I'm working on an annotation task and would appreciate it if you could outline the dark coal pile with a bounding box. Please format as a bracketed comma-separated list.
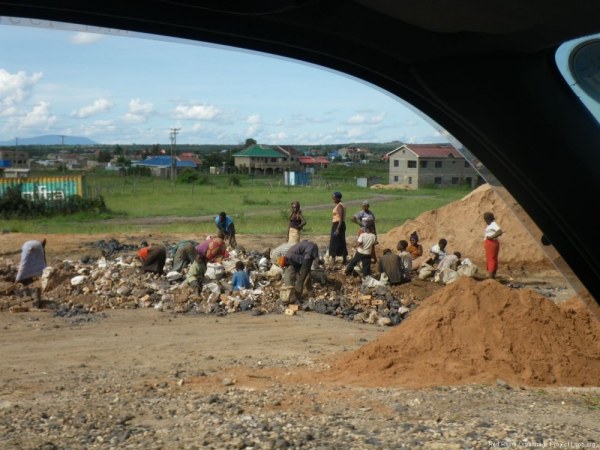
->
[88, 238, 140, 257]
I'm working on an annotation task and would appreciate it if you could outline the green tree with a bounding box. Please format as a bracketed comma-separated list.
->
[115, 156, 131, 170]
[97, 150, 112, 162]
[202, 152, 223, 168]
[244, 138, 257, 148]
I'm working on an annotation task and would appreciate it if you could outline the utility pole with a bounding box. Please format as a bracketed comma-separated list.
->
[169, 127, 180, 182]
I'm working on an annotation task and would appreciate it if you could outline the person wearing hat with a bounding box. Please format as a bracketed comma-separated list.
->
[328, 191, 348, 264]
[287, 200, 307, 244]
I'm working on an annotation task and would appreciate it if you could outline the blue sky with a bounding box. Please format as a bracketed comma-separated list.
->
[0, 16, 448, 146]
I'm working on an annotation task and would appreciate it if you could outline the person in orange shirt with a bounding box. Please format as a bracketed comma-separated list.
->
[407, 231, 423, 260]
[136, 241, 167, 274]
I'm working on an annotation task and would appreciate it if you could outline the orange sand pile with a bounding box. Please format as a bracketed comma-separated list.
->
[326, 277, 600, 387]
[377, 183, 551, 270]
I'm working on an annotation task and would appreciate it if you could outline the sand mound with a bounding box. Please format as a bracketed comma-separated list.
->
[326, 277, 600, 387]
[377, 183, 551, 270]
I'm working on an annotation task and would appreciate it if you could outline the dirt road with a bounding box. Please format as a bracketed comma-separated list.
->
[1, 231, 598, 448]
[1, 308, 598, 449]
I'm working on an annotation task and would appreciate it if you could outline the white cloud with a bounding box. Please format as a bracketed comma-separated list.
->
[370, 112, 386, 123]
[347, 114, 366, 124]
[345, 127, 365, 139]
[346, 112, 386, 125]
[246, 114, 261, 125]
[267, 131, 288, 141]
[123, 98, 154, 123]
[78, 119, 117, 137]
[72, 98, 114, 118]
[246, 123, 262, 136]
[173, 104, 221, 120]
[70, 32, 103, 45]
[18, 101, 57, 130]
[0, 69, 43, 115]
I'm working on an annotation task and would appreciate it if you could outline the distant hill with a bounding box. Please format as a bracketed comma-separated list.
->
[0, 135, 98, 146]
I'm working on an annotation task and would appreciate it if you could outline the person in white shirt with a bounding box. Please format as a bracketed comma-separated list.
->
[437, 251, 461, 272]
[483, 211, 503, 279]
[425, 238, 448, 267]
[396, 240, 413, 279]
[345, 223, 377, 277]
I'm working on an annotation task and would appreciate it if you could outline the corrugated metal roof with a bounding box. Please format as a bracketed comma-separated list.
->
[233, 144, 287, 158]
[133, 156, 197, 167]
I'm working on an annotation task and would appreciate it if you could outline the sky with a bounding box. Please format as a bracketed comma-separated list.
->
[0, 16, 449, 146]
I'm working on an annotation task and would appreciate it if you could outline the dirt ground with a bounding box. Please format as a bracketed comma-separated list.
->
[1, 230, 598, 449]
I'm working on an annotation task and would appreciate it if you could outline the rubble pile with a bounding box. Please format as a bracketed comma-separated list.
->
[0, 241, 424, 326]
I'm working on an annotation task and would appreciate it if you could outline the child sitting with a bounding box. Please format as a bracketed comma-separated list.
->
[231, 260, 251, 291]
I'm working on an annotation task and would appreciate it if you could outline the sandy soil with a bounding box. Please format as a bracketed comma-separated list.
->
[1, 182, 598, 448]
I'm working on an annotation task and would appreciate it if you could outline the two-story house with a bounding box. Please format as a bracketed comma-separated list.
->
[388, 144, 482, 189]
[233, 144, 298, 175]
[0, 149, 29, 168]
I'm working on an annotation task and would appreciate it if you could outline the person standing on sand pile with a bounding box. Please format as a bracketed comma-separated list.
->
[215, 211, 237, 249]
[483, 211, 503, 279]
[287, 200, 307, 244]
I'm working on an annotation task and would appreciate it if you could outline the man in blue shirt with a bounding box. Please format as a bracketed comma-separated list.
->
[215, 211, 237, 249]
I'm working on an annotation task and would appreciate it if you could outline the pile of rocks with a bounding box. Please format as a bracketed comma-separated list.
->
[0, 240, 419, 326]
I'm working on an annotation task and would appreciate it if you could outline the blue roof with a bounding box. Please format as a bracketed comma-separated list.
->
[133, 156, 197, 168]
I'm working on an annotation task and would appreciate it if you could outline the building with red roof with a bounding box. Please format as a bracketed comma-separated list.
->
[387, 144, 483, 189]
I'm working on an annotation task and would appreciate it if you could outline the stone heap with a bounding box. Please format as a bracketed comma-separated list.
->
[0, 244, 422, 327]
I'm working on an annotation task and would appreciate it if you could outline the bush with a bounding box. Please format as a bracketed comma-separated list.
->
[0, 184, 108, 219]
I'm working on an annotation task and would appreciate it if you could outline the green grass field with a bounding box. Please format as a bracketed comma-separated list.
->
[2, 169, 472, 235]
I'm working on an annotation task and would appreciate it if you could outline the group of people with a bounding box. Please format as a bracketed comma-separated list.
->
[11, 193, 503, 307]
[281, 191, 503, 292]
[133, 211, 242, 289]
